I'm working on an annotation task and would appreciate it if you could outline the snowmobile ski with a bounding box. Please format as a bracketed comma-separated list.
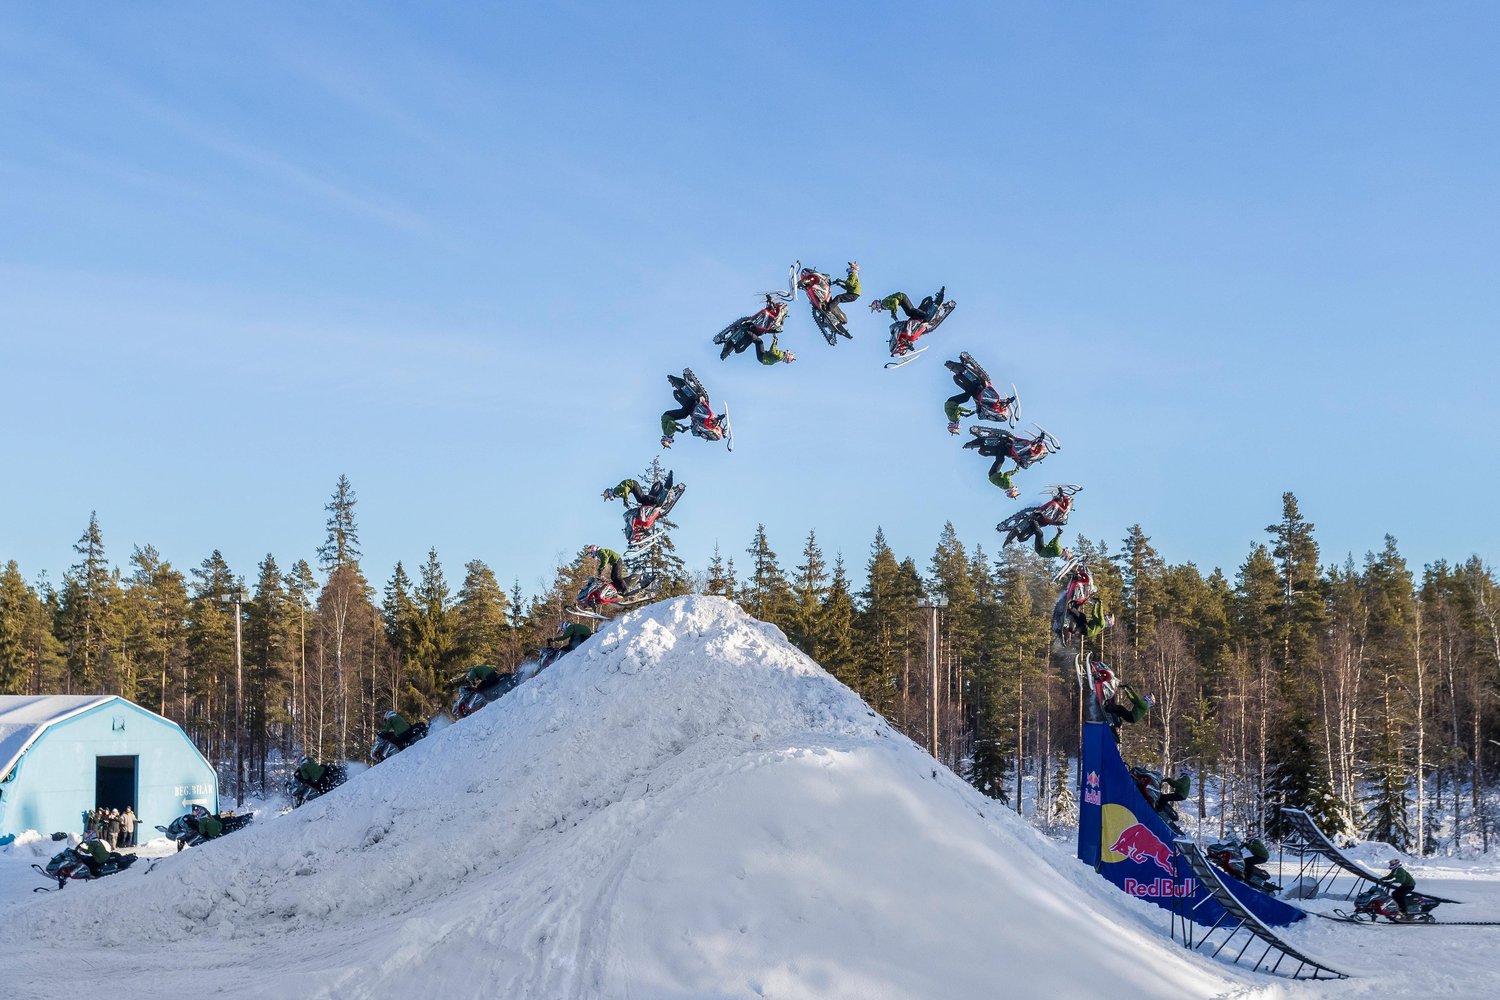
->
[721, 401, 733, 451]
[885, 347, 928, 369]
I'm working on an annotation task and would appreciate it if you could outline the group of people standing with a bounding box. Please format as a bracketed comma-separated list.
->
[82, 805, 136, 849]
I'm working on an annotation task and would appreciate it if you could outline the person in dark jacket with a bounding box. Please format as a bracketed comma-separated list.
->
[1379, 859, 1417, 914]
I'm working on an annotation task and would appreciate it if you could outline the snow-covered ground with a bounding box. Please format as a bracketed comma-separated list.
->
[2, 596, 1498, 999]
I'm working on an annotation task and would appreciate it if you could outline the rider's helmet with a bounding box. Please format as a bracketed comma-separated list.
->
[847, 261, 859, 272]
[783, 351, 796, 363]
[947, 421, 960, 435]
[383, 709, 399, 723]
[660, 435, 673, 449]
[1388, 859, 1403, 871]
[585, 543, 599, 557]
[191, 804, 210, 818]
[1006, 487, 1021, 499]
[554, 620, 569, 636]
[869, 300, 883, 312]
[297, 755, 311, 768]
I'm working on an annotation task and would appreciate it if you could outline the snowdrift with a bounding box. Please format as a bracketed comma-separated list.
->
[3, 596, 1234, 999]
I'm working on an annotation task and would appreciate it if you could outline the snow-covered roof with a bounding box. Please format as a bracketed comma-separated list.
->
[0, 695, 116, 782]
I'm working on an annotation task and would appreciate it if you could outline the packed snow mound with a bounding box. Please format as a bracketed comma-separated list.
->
[4, 596, 1233, 999]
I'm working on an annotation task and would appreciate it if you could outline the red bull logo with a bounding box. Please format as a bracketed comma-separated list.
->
[1123, 877, 1197, 898]
[1108, 823, 1176, 875]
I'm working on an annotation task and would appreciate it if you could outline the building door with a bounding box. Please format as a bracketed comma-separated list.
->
[95, 755, 138, 813]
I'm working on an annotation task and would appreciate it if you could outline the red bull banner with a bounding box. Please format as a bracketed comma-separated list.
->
[1077, 723, 1303, 928]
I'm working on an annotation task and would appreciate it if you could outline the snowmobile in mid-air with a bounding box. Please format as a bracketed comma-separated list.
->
[156, 807, 255, 851]
[715, 295, 791, 360]
[715, 265, 796, 359]
[623, 482, 686, 550]
[966, 424, 1060, 471]
[997, 484, 1080, 544]
[1052, 559, 1114, 646]
[570, 574, 658, 620]
[885, 294, 956, 368]
[947, 352, 1019, 426]
[665, 370, 733, 451]
[796, 262, 855, 344]
[371, 720, 430, 763]
[32, 844, 138, 891]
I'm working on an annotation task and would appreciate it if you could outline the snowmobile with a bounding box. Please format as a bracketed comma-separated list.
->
[623, 482, 687, 550]
[948, 353, 1019, 426]
[966, 424, 1059, 470]
[1124, 766, 1187, 835]
[714, 297, 790, 360]
[33, 845, 138, 891]
[885, 295, 956, 368]
[715, 266, 797, 358]
[1206, 840, 1282, 894]
[667, 369, 734, 451]
[1052, 561, 1112, 645]
[156, 808, 255, 851]
[451, 675, 519, 720]
[286, 762, 349, 808]
[1338, 885, 1443, 923]
[570, 573, 658, 620]
[371, 720, 430, 763]
[795, 263, 853, 344]
[997, 484, 1081, 543]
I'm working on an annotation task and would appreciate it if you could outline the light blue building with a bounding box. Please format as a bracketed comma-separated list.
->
[0, 695, 217, 839]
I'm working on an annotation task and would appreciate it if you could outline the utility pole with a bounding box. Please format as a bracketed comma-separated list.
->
[225, 587, 247, 807]
[919, 598, 946, 760]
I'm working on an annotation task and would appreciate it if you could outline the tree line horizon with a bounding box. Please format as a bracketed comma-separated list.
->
[2, 472, 1497, 855]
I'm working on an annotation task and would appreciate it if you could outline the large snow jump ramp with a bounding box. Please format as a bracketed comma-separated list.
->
[1078, 722, 1305, 929]
[4, 597, 1238, 1000]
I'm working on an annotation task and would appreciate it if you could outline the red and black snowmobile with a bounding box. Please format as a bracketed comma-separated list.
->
[966, 425, 1059, 470]
[885, 295, 956, 369]
[623, 483, 687, 550]
[666, 370, 733, 451]
[949, 352, 1019, 425]
[998, 484, 1080, 542]
[796, 262, 854, 344]
[1338, 886, 1443, 923]
[570, 574, 658, 620]
[715, 266, 796, 360]
[33, 844, 138, 891]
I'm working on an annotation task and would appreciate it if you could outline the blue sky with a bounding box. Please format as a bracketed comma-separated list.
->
[2, 2, 1497, 597]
